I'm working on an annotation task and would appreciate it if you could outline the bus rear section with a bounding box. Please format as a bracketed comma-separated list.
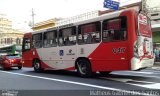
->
[131, 12, 154, 70]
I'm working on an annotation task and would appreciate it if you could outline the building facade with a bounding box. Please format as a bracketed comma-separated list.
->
[148, 7, 160, 43]
[56, 10, 99, 26]
[148, 7, 160, 62]
[32, 11, 99, 31]
[0, 14, 24, 47]
[32, 19, 58, 31]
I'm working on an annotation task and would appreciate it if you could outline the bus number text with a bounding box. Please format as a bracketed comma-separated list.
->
[112, 47, 126, 54]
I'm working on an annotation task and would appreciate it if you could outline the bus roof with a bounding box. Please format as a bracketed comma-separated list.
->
[29, 9, 137, 35]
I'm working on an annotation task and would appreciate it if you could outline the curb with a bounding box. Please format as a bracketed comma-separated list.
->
[150, 62, 160, 70]
[152, 67, 160, 70]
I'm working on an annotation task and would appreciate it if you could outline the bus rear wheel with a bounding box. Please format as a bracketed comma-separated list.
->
[33, 59, 43, 72]
[76, 59, 92, 77]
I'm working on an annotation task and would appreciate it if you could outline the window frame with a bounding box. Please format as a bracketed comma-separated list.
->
[43, 30, 57, 48]
[77, 21, 101, 45]
[22, 38, 31, 52]
[32, 33, 43, 48]
[102, 16, 127, 42]
[58, 26, 76, 46]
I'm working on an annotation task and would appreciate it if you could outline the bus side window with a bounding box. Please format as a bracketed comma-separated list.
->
[58, 30, 64, 46]
[43, 30, 57, 48]
[77, 29, 84, 44]
[103, 30, 114, 42]
[113, 30, 126, 40]
[22, 38, 31, 52]
[32, 33, 42, 48]
[78, 21, 101, 45]
[25, 43, 30, 49]
[102, 16, 127, 42]
[59, 26, 76, 46]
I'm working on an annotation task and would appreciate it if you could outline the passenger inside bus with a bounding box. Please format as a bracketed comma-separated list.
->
[86, 33, 92, 44]
[92, 35, 97, 43]
[106, 30, 113, 41]
[59, 38, 64, 46]
[65, 37, 70, 45]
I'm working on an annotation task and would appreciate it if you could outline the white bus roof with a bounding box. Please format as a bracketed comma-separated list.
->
[31, 9, 136, 34]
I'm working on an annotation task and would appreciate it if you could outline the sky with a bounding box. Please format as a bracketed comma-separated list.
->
[0, 0, 159, 31]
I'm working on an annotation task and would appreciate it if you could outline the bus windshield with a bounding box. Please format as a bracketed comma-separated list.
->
[138, 13, 152, 38]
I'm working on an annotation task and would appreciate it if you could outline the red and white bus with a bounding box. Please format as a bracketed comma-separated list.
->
[22, 9, 154, 77]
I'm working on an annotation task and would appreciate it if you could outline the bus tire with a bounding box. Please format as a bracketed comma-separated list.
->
[33, 59, 43, 72]
[18, 66, 22, 70]
[76, 59, 92, 78]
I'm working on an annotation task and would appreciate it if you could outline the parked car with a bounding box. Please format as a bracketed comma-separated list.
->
[0, 54, 22, 70]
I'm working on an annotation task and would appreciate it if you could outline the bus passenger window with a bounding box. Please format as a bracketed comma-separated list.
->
[102, 16, 127, 42]
[78, 21, 101, 44]
[32, 33, 42, 48]
[103, 30, 114, 42]
[22, 38, 31, 51]
[43, 30, 57, 48]
[114, 30, 126, 40]
[25, 43, 30, 49]
[59, 26, 76, 46]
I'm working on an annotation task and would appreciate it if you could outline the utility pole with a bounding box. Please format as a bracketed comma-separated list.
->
[31, 8, 35, 27]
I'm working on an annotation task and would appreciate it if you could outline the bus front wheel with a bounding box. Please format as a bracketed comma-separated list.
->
[33, 59, 43, 72]
[76, 59, 92, 77]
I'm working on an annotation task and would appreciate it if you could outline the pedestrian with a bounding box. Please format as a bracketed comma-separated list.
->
[155, 48, 159, 62]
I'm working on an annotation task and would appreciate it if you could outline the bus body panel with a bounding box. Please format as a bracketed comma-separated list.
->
[89, 41, 129, 71]
[35, 43, 100, 70]
[38, 46, 76, 70]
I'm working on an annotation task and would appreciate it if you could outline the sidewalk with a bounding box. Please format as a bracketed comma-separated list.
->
[152, 62, 160, 70]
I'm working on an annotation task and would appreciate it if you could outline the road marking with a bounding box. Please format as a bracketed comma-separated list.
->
[101, 77, 157, 84]
[114, 71, 153, 74]
[101, 74, 160, 90]
[101, 77, 132, 83]
[127, 80, 156, 84]
[111, 71, 160, 79]
[0, 71, 153, 96]
[0, 71, 121, 90]
[128, 83, 160, 89]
